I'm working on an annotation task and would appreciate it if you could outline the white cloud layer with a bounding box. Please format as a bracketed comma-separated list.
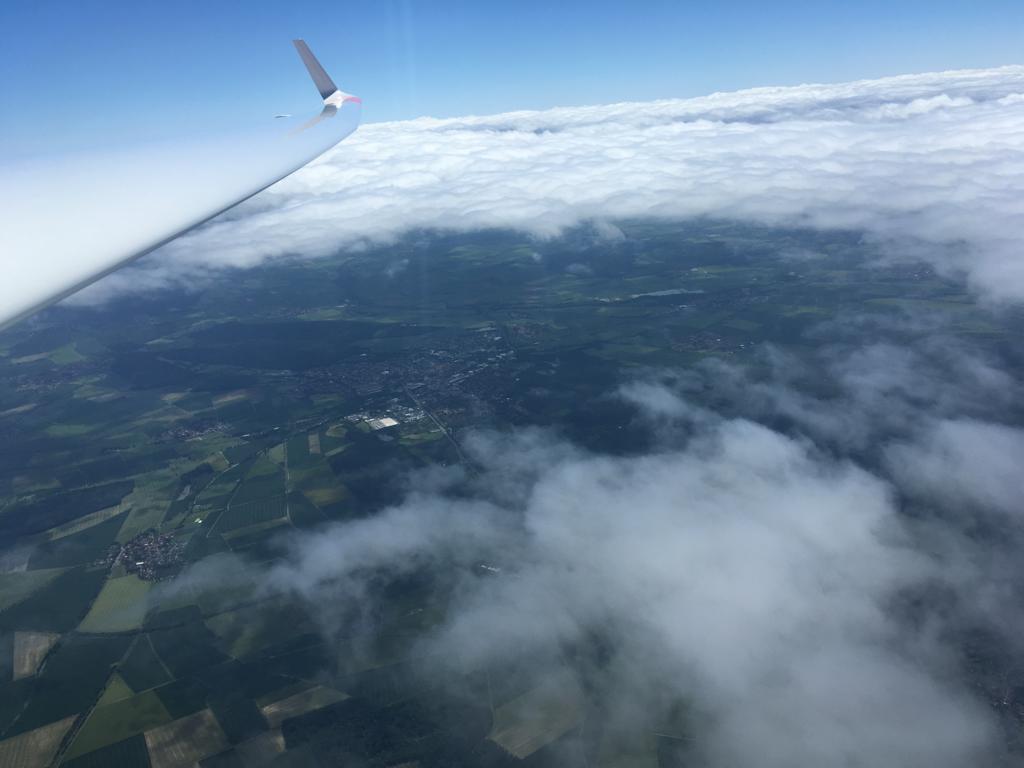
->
[78, 65, 1024, 303]
[671, 336, 1021, 452]
[433, 421, 996, 767]
[887, 418, 1024, 517]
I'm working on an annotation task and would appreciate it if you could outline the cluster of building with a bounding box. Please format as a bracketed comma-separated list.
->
[284, 359, 392, 397]
[277, 326, 514, 404]
[112, 529, 185, 581]
[5, 363, 87, 393]
[159, 420, 229, 443]
[670, 330, 746, 354]
[344, 403, 427, 433]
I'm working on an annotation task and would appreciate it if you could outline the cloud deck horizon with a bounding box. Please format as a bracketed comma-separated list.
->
[75, 64, 1024, 305]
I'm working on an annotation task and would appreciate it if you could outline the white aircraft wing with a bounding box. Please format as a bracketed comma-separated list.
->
[0, 40, 360, 331]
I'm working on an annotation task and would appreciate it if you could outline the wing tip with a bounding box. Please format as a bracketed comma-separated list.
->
[292, 39, 341, 102]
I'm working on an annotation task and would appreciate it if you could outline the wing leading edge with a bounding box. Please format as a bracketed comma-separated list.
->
[0, 40, 360, 331]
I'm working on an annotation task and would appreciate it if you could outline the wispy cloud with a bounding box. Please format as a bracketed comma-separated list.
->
[162, 401, 1007, 766]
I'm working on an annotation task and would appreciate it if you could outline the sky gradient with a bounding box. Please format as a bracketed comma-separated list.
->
[1, 0, 1023, 157]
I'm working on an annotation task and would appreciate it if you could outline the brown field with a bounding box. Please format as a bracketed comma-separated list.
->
[302, 484, 347, 507]
[308, 432, 321, 454]
[488, 674, 584, 759]
[260, 685, 348, 729]
[13, 631, 60, 679]
[207, 452, 231, 472]
[267, 443, 286, 465]
[212, 390, 250, 406]
[12, 352, 49, 364]
[145, 709, 228, 768]
[0, 715, 77, 768]
[0, 402, 37, 417]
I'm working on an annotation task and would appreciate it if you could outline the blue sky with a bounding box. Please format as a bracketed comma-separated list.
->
[1, 0, 1022, 157]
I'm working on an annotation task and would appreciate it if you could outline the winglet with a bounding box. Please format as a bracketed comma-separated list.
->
[293, 39, 343, 102]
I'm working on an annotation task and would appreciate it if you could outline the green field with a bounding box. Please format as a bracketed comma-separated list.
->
[0, 566, 108, 633]
[0, 568, 66, 611]
[215, 497, 288, 533]
[65, 689, 173, 759]
[290, 461, 349, 509]
[206, 599, 317, 660]
[96, 672, 134, 706]
[44, 423, 97, 437]
[117, 635, 172, 692]
[28, 511, 127, 570]
[78, 575, 152, 633]
[230, 459, 285, 507]
[63, 734, 151, 768]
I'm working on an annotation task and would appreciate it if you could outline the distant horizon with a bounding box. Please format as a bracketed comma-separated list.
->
[360, 62, 1024, 124]
[3, 0, 1023, 156]
[5, 61, 1022, 163]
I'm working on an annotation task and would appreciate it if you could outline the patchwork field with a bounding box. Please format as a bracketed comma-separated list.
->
[1, 221, 1020, 765]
